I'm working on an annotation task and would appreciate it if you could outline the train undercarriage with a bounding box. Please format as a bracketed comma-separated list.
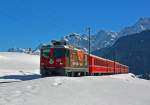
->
[40, 67, 114, 77]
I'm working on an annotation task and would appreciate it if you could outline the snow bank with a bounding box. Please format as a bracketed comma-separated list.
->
[109, 73, 136, 80]
[0, 75, 150, 105]
[0, 52, 40, 75]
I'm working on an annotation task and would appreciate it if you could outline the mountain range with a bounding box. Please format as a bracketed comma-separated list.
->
[92, 30, 150, 79]
[62, 17, 150, 51]
[8, 17, 150, 54]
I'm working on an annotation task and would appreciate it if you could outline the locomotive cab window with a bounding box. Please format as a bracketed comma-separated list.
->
[54, 48, 65, 58]
[42, 49, 51, 58]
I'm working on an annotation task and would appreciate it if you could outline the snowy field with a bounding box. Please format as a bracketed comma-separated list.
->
[0, 52, 150, 105]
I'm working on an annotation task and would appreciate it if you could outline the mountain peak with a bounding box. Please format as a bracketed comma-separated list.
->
[135, 17, 150, 26]
[119, 17, 150, 36]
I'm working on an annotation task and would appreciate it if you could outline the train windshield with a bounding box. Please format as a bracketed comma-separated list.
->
[42, 49, 50, 58]
[54, 48, 65, 58]
[42, 48, 66, 58]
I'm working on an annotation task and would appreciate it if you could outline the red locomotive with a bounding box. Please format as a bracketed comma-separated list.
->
[40, 41, 129, 77]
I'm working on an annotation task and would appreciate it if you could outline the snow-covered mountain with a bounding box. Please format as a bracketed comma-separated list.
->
[91, 30, 118, 50]
[92, 30, 150, 80]
[119, 17, 150, 36]
[62, 17, 150, 51]
[63, 33, 89, 51]
[62, 31, 118, 52]
[8, 48, 32, 54]
[8, 43, 47, 55]
[32, 43, 47, 55]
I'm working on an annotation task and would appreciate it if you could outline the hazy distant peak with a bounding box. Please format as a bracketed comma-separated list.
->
[119, 17, 150, 36]
[136, 17, 150, 25]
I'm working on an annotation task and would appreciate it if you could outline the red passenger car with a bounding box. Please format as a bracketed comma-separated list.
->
[40, 41, 129, 77]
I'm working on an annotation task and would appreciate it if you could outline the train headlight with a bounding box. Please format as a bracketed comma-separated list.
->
[56, 59, 63, 65]
[56, 59, 61, 62]
[41, 62, 44, 65]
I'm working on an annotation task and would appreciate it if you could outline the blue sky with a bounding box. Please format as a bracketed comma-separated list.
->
[0, 0, 150, 51]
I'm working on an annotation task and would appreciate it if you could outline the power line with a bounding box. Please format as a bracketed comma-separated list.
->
[87, 27, 91, 74]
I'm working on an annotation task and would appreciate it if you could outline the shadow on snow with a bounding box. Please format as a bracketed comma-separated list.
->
[0, 74, 41, 83]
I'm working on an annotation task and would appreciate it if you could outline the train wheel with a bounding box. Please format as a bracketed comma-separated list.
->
[66, 72, 71, 77]
[40, 69, 48, 77]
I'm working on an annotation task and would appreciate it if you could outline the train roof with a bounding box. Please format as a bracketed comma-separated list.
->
[90, 54, 128, 67]
[90, 54, 107, 61]
[41, 44, 85, 52]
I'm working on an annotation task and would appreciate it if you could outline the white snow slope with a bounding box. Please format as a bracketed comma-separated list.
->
[0, 52, 40, 82]
[0, 52, 40, 75]
[0, 52, 150, 105]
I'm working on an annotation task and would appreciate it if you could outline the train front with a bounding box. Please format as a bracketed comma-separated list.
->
[40, 45, 67, 77]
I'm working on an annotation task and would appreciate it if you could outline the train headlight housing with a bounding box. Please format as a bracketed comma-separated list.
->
[41, 62, 44, 65]
[56, 59, 63, 65]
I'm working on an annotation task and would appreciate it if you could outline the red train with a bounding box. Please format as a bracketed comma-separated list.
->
[40, 41, 129, 77]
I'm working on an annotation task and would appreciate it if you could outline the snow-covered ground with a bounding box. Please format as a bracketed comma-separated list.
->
[0, 52, 40, 82]
[0, 52, 40, 75]
[0, 52, 150, 105]
[0, 74, 150, 105]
